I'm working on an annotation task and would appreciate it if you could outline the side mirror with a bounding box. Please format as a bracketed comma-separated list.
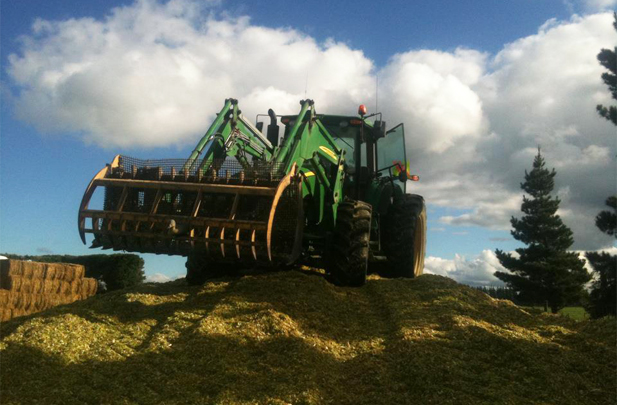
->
[373, 120, 387, 138]
[256, 122, 264, 132]
[398, 171, 408, 183]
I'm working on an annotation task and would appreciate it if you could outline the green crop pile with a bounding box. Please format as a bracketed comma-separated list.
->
[1, 270, 615, 405]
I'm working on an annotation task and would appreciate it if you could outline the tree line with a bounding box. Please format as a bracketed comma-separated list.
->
[493, 13, 616, 318]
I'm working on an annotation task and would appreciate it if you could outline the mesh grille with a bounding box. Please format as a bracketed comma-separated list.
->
[111, 156, 286, 183]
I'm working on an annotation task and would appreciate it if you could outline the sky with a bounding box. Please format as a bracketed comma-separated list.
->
[1, 0, 616, 286]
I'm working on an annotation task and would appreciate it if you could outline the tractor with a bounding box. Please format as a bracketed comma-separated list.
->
[78, 99, 426, 286]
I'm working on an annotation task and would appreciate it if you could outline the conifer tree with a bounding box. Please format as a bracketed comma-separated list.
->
[596, 12, 617, 126]
[586, 196, 617, 318]
[495, 150, 590, 313]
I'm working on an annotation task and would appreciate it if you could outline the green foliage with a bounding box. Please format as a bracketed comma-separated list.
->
[1, 253, 145, 292]
[475, 286, 520, 302]
[596, 12, 617, 126]
[595, 195, 617, 237]
[495, 150, 590, 313]
[586, 252, 616, 318]
[586, 196, 617, 318]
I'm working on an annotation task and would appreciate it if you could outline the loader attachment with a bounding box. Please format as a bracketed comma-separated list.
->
[78, 155, 304, 265]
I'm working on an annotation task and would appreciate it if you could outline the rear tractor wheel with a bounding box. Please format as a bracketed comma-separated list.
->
[326, 200, 372, 287]
[379, 194, 426, 278]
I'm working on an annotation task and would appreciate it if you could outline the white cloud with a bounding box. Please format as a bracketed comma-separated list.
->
[5, 2, 616, 256]
[424, 250, 506, 287]
[146, 272, 172, 283]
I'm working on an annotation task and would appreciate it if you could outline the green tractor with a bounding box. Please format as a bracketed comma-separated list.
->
[78, 99, 426, 286]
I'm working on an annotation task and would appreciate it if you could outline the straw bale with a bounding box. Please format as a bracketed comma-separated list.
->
[72, 264, 85, 280]
[0, 260, 23, 277]
[20, 262, 35, 278]
[83, 278, 97, 296]
[16, 293, 33, 310]
[0, 290, 9, 306]
[43, 263, 63, 280]
[58, 280, 72, 295]
[53, 264, 86, 282]
[30, 262, 45, 279]
[0, 308, 12, 322]
[43, 279, 61, 294]
[70, 279, 82, 295]
[21, 278, 34, 294]
[1, 275, 23, 292]
[30, 279, 44, 294]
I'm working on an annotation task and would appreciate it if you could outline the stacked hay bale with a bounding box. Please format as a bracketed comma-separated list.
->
[0, 260, 97, 322]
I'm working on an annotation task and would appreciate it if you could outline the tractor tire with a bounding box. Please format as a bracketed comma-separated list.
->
[185, 250, 236, 285]
[326, 200, 372, 287]
[379, 194, 426, 278]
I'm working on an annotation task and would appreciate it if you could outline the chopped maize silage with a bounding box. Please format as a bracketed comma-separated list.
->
[0, 271, 614, 405]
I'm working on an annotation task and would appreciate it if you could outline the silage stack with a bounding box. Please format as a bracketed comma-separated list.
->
[0, 260, 97, 322]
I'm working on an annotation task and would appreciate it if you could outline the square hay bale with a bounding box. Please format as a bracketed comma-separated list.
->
[14, 293, 33, 310]
[0, 260, 23, 277]
[0, 308, 12, 322]
[43, 263, 64, 280]
[30, 279, 44, 294]
[43, 279, 61, 294]
[83, 278, 97, 297]
[1, 275, 23, 292]
[19, 278, 34, 294]
[58, 280, 72, 295]
[19, 262, 35, 278]
[0, 290, 9, 306]
[30, 262, 46, 279]
[72, 264, 85, 280]
[70, 279, 82, 295]
[57, 264, 86, 282]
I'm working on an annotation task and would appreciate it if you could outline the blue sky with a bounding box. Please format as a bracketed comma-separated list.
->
[1, 0, 615, 285]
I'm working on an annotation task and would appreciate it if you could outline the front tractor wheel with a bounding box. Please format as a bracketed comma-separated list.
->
[327, 200, 372, 287]
[185, 249, 236, 285]
[380, 194, 426, 278]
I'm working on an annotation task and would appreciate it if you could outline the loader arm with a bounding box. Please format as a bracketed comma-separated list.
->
[274, 100, 346, 225]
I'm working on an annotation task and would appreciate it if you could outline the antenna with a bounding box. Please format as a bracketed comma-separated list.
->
[375, 74, 378, 112]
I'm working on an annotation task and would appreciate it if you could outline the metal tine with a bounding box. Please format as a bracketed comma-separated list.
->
[205, 226, 211, 256]
[235, 229, 241, 259]
[251, 230, 257, 260]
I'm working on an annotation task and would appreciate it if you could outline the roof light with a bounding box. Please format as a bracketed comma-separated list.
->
[358, 104, 367, 116]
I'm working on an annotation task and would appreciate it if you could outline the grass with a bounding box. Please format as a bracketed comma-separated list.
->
[524, 306, 590, 321]
[560, 306, 590, 321]
[0, 269, 615, 405]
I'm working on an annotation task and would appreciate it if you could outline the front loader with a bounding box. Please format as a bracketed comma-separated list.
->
[78, 99, 426, 286]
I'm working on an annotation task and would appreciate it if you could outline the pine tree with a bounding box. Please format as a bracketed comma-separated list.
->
[586, 196, 617, 318]
[596, 12, 617, 126]
[495, 150, 590, 313]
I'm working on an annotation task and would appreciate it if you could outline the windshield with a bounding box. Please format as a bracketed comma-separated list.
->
[377, 123, 407, 190]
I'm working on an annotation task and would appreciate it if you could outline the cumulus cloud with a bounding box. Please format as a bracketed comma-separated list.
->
[7, 0, 373, 148]
[146, 272, 172, 283]
[5, 2, 616, 254]
[424, 250, 507, 287]
[412, 13, 616, 250]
